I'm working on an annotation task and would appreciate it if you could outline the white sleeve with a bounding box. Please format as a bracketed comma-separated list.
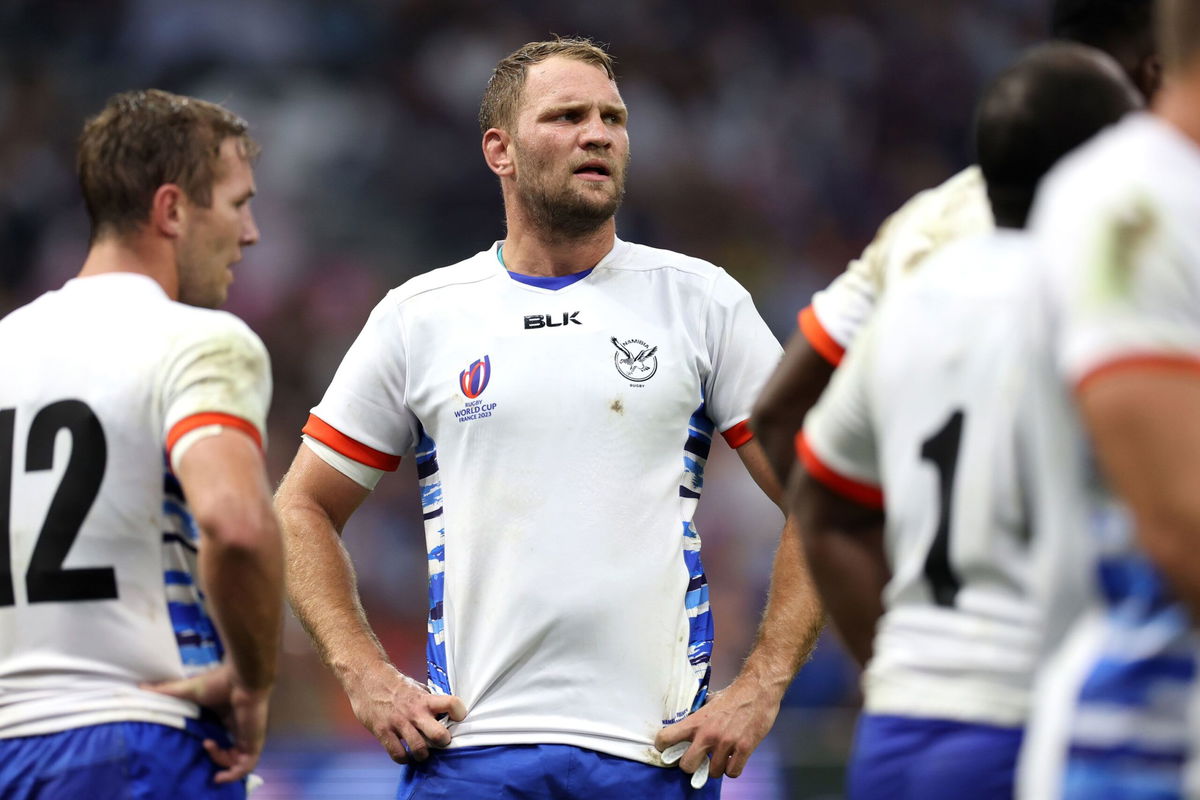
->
[806, 223, 888, 364]
[161, 312, 272, 470]
[1039, 179, 1200, 388]
[798, 315, 882, 507]
[305, 290, 419, 475]
[806, 167, 992, 365]
[702, 268, 783, 446]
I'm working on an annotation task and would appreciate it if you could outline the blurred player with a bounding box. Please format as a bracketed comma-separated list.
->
[0, 90, 283, 799]
[275, 36, 822, 799]
[752, 0, 1159, 487]
[1023, 1, 1200, 796]
[789, 45, 1139, 800]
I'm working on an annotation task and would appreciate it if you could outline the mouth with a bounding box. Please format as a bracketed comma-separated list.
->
[573, 160, 612, 182]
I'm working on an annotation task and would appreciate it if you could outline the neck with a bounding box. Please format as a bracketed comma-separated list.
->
[77, 232, 179, 300]
[500, 219, 616, 278]
[1155, 69, 1200, 149]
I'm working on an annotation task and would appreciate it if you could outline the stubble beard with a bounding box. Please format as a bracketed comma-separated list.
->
[514, 148, 628, 241]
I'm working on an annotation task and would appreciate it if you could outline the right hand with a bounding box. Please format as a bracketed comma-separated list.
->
[346, 665, 467, 763]
[143, 663, 271, 784]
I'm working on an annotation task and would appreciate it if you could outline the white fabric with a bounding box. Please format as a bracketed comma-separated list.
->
[307, 238, 781, 764]
[0, 272, 270, 737]
[803, 232, 1075, 728]
[808, 165, 993, 351]
[1018, 113, 1200, 799]
[302, 434, 384, 490]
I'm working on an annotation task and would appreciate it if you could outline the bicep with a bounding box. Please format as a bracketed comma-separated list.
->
[1079, 368, 1200, 530]
[276, 443, 372, 535]
[174, 428, 273, 536]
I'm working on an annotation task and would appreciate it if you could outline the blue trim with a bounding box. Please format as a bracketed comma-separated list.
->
[498, 243, 594, 290]
[507, 269, 594, 290]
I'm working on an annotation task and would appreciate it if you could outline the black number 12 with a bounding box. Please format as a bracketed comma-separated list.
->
[0, 400, 116, 606]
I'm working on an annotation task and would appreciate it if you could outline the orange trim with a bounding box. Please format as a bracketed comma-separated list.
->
[1076, 354, 1200, 395]
[167, 412, 262, 455]
[302, 414, 402, 472]
[795, 431, 884, 509]
[799, 306, 845, 367]
[722, 420, 754, 448]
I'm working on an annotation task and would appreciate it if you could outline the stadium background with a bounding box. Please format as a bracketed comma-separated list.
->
[0, 1, 1048, 796]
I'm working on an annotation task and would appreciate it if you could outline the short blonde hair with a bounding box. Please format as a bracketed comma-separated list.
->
[479, 36, 615, 133]
[78, 89, 259, 240]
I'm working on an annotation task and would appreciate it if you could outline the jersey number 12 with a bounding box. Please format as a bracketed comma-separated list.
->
[0, 401, 117, 606]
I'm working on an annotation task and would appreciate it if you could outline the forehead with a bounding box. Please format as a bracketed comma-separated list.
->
[212, 136, 254, 188]
[519, 56, 624, 113]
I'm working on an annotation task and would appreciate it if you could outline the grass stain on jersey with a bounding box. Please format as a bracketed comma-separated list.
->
[1090, 194, 1157, 305]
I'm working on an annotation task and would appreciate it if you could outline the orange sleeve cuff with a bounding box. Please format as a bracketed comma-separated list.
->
[722, 420, 754, 448]
[1076, 354, 1200, 395]
[799, 306, 845, 367]
[166, 412, 262, 456]
[302, 414, 402, 472]
[796, 431, 884, 509]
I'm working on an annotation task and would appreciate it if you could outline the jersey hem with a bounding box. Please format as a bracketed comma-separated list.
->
[1074, 354, 1200, 395]
[446, 729, 673, 767]
[799, 306, 845, 367]
[796, 431, 884, 508]
[166, 412, 262, 455]
[721, 420, 753, 448]
[302, 413, 402, 471]
[0, 707, 194, 739]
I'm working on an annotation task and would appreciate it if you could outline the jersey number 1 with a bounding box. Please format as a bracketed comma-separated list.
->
[920, 410, 964, 608]
[0, 401, 116, 606]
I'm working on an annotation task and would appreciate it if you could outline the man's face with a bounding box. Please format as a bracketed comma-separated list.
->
[509, 56, 630, 237]
[177, 137, 259, 309]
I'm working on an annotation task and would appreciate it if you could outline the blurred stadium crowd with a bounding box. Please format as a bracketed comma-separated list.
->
[0, 1, 1051, 796]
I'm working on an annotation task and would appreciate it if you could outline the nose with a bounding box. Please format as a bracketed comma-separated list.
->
[579, 110, 612, 150]
[240, 207, 260, 246]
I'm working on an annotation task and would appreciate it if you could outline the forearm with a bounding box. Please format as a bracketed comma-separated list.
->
[200, 509, 284, 691]
[801, 525, 886, 667]
[278, 499, 396, 686]
[736, 517, 824, 697]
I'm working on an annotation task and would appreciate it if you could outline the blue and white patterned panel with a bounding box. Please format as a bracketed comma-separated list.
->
[416, 430, 451, 696]
[162, 468, 223, 673]
[664, 403, 715, 725]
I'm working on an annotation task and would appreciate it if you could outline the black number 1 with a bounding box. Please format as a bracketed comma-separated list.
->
[0, 400, 116, 606]
[919, 410, 964, 608]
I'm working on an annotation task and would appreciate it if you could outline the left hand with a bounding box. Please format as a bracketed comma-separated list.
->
[654, 678, 781, 780]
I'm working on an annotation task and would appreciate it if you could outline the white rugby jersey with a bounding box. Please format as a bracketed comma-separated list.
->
[1020, 113, 1200, 799]
[801, 166, 993, 364]
[303, 238, 781, 765]
[0, 273, 270, 738]
[800, 231, 1075, 728]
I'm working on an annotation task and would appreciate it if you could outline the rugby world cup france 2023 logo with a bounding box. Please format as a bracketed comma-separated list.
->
[459, 355, 491, 399]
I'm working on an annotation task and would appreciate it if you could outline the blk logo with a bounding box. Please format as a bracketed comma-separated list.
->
[459, 355, 491, 399]
[524, 312, 582, 329]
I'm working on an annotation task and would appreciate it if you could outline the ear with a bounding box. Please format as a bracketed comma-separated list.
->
[482, 128, 515, 178]
[1137, 53, 1163, 103]
[150, 184, 187, 239]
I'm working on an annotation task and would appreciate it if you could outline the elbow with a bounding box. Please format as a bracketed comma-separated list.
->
[194, 498, 282, 560]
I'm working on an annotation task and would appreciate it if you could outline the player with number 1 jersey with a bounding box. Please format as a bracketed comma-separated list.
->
[792, 46, 1140, 799]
